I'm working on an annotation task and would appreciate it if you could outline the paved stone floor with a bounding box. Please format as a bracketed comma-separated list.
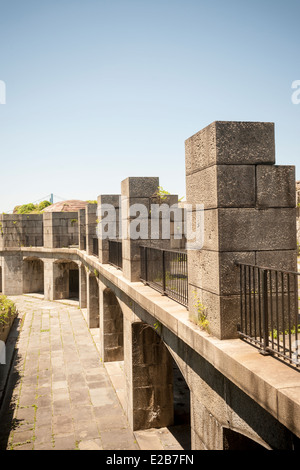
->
[0, 295, 187, 451]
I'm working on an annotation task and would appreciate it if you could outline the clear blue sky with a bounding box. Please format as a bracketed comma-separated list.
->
[0, 0, 299, 212]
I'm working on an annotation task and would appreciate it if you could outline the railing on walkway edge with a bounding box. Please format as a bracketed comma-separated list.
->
[108, 240, 123, 269]
[140, 246, 188, 308]
[237, 262, 300, 370]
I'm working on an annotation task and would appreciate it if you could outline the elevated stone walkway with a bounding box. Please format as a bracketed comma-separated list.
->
[0, 295, 185, 450]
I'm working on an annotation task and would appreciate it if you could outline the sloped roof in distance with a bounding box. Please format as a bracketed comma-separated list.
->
[42, 200, 89, 213]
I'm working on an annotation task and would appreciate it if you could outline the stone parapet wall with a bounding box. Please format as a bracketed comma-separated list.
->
[0, 213, 43, 249]
[43, 212, 79, 249]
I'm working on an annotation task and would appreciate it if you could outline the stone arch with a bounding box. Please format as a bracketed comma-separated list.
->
[23, 256, 44, 295]
[101, 287, 124, 362]
[125, 320, 192, 448]
[53, 259, 79, 300]
[129, 321, 174, 430]
[164, 344, 191, 429]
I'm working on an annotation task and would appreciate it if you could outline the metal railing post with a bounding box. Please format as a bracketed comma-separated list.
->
[162, 250, 166, 295]
[144, 246, 148, 283]
[261, 269, 270, 356]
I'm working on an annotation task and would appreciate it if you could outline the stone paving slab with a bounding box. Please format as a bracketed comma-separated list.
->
[0, 296, 139, 451]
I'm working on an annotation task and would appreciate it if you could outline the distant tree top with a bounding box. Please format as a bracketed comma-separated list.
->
[14, 200, 52, 214]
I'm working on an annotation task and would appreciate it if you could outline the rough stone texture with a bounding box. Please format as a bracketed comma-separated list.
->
[1, 252, 23, 295]
[85, 204, 98, 256]
[186, 165, 256, 208]
[121, 177, 159, 198]
[121, 178, 159, 282]
[129, 321, 174, 431]
[256, 166, 296, 208]
[97, 195, 121, 264]
[185, 121, 275, 176]
[188, 250, 256, 296]
[216, 208, 296, 252]
[23, 258, 44, 294]
[87, 273, 99, 329]
[99, 285, 124, 362]
[79, 264, 87, 309]
[0, 214, 43, 249]
[78, 209, 86, 251]
[43, 212, 79, 249]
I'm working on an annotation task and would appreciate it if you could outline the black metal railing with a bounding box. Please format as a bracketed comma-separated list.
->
[108, 240, 123, 269]
[140, 246, 188, 307]
[237, 263, 300, 369]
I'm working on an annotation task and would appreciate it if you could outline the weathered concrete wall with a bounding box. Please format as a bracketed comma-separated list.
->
[98, 281, 124, 362]
[43, 212, 79, 249]
[79, 263, 87, 308]
[97, 195, 121, 264]
[121, 177, 185, 282]
[85, 204, 98, 256]
[0, 252, 23, 295]
[87, 272, 99, 328]
[0, 214, 43, 249]
[78, 209, 86, 251]
[23, 257, 44, 294]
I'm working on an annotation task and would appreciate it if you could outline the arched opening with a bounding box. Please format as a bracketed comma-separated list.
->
[102, 287, 124, 362]
[23, 257, 44, 295]
[223, 427, 268, 450]
[53, 260, 79, 300]
[129, 322, 191, 450]
[171, 357, 191, 449]
[69, 262, 79, 299]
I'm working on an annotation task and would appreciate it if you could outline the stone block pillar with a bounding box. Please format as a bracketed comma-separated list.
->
[53, 262, 69, 300]
[121, 177, 159, 282]
[185, 121, 297, 339]
[1, 252, 23, 295]
[44, 260, 54, 301]
[78, 209, 87, 251]
[98, 282, 124, 362]
[123, 318, 174, 431]
[87, 273, 99, 328]
[85, 204, 97, 256]
[79, 264, 87, 308]
[97, 195, 121, 264]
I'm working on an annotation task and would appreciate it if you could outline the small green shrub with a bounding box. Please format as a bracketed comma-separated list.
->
[0, 295, 17, 327]
[193, 291, 209, 331]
